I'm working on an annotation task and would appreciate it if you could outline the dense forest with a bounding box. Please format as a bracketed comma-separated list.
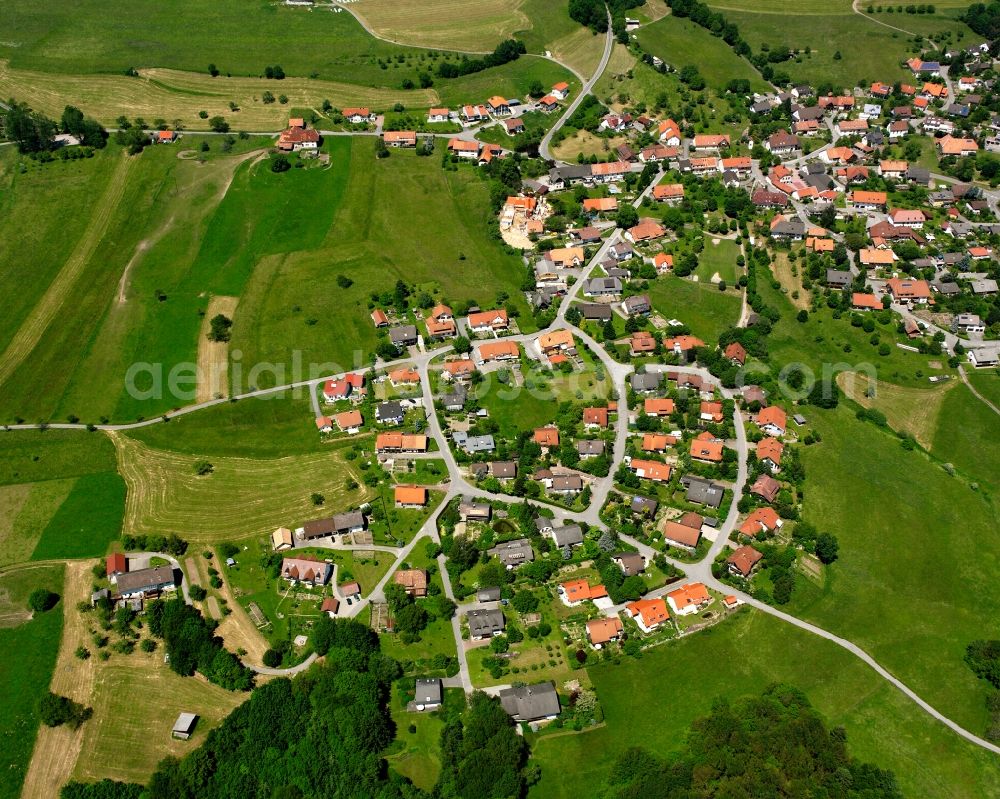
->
[601, 685, 903, 799]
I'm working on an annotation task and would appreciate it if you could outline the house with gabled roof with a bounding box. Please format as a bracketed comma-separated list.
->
[666, 583, 711, 616]
[625, 598, 670, 632]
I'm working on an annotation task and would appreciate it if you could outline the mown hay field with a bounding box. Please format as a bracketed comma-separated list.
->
[112, 432, 373, 542]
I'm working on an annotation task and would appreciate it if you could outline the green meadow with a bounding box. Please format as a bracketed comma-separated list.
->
[791, 403, 1000, 735]
[0, 563, 65, 799]
[647, 274, 741, 344]
[232, 140, 536, 388]
[635, 14, 770, 93]
[0, 431, 125, 564]
[530, 609, 1000, 799]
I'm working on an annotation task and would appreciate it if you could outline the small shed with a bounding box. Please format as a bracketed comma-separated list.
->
[172, 712, 198, 740]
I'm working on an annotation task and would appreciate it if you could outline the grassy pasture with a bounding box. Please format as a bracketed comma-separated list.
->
[791, 404, 1000, 734]
[695, 236, 741, 284]
[0, 144, 261, 425]
[129, 394, 323, 456]
[932, 379, 1000, 490]
[111, 431, 373, 542]
[837, 370, 957, 448]
[0, 148, 119, 362]
[646, 274, 741, 344]
[72, 654, 247, 785]
[31, 471, 126, 562]
[0, 431, 124, 564]
[2, 0, 460, 82]
[233, 142, 536, 380]
[755, 266, 954, 388]
[634, 14, 770, 93]
[530, 608, 1000, 799]
[721, 10, 968, 88]
[0, 563, 65, 799]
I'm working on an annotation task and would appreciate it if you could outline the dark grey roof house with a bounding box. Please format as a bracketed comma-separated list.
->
[389, 325, 418, 348]
[467, 608, 505, 639]
[681, 475, 725, 508]
[499, 682, 561, 722]
[116, 565, 176, 597]
[487, 538, 535, 568]
[376, 400, 405, 424]
[414, 678, 443, 709]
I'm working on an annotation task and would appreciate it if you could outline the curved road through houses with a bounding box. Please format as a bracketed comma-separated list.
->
[539, 16, 614, 162]
[4, 33, 1000, 757]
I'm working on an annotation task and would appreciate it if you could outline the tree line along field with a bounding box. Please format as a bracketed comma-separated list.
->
[0, 136, 535, 425]
[529, 608, 1000, 799]
[0, 432, 125, 566]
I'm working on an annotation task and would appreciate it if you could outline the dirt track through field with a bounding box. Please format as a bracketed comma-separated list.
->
[196, 296, 239, 403]
[19, 562, 96, 799]
[0, 155, 134, 387]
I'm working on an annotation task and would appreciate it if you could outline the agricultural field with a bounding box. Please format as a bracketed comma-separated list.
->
[0, 431, 125, 565]
[0, 143, 269, 425]
[232, 141, 537, 383]
[0, 563, 65, 799]
[348, 0, 531, 51]
[790, 403, 1000, 735]
[72, 652, 247, 785]
[530, 608, 1000, 799]
[112, 431, 373, 543]
[837, 370, 959, 449]
[634, 14, 770, 93]
[646, 274, 742, 344]
[129, 394, 325, 456]
[720, 8, 972, 87]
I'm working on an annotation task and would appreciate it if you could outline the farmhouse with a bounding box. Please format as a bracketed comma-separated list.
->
[280, 557, 332, 586]
[115, 565, 176, 598]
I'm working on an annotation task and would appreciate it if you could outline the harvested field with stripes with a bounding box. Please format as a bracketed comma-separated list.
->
[0, 62, 434, 131]
[111, 432, 373, 543]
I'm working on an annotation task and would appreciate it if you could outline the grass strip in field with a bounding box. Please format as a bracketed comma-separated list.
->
[0, 154, 134, 387]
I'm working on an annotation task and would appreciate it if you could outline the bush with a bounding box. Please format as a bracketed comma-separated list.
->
[262, 648, 283, 668]
[140, 638, 157, 653]
[39, 692, 92, 729]
[271, 155, 291, 173]
[28, 588, 59, 613]
[189, 585, 208, 601]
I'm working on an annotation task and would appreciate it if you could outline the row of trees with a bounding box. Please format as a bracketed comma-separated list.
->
[436, 39, 526, 79]
[2, 102, 106, 154]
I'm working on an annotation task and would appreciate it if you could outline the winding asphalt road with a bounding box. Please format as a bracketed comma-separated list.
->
[539, 15, 614, 162]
